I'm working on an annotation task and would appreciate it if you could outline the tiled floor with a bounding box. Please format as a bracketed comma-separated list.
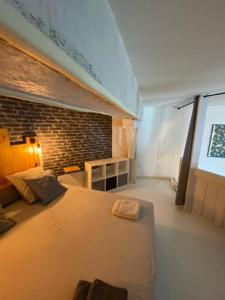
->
[112, 178, 225, 300]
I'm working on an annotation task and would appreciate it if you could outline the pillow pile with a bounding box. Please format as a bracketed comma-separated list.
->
[6, 167, 50, 204]
[7, 167, 67, 206]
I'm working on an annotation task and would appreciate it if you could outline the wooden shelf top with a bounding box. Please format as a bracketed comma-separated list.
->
[85, 157, 129, 167]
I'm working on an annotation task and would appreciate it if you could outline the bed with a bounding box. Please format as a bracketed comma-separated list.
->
[0, 185, 155, 300]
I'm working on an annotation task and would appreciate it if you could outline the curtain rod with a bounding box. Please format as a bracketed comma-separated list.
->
[175, 91, 225, 109]
[174, 91, 225, 110]
[203, 92, 225, 98]
[174, 101, 194, 110]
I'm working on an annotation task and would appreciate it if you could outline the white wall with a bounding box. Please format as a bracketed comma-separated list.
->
[7, 0, 139, 114]
[198, 103, 225, 176]
[137, 104, 192, 179]
[137, 106, 163, 177]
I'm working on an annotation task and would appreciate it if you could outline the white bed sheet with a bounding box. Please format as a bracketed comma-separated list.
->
[1, 185, 155, 300]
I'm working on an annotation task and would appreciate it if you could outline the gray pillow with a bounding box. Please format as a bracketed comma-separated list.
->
[0, 205, 16, 234]
[24, 176, 67, 206]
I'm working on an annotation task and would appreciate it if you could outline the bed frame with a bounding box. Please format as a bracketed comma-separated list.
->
[0, 128, 41, 176]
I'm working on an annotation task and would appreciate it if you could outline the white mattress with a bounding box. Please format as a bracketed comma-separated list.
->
[0, 185, 155, 300]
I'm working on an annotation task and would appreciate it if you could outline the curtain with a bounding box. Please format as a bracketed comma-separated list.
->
[175, 96, 200, 205]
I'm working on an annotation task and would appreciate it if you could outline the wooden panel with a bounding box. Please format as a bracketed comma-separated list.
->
[0, 129, 12, 175]
[214, 188, 225, 227]
[193, 178, 207, 215]
[193, 169, 225, 229]
[0, 129, 41, 176]
[202, 184, 218, 221]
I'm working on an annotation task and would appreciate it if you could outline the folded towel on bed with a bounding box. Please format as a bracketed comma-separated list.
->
[73, 280, 91, 300]
[73, 279, 128, 300]
[112, 199, 140, 220]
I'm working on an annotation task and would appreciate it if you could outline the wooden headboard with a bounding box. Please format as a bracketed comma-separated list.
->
[0, 129, 42, 176]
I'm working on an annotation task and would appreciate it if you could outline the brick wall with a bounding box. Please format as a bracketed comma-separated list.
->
[0, 96, 112, 176]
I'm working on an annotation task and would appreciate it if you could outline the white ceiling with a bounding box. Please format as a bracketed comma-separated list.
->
[108, 0, 225, 104]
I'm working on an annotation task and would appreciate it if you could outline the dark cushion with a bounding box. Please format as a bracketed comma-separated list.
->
[24, 175, 67, 206]
[73, 280, 91, 300]
[0, 182, 20, 207]
[87, 279, 128, 300]
[0, 205, 16, 234]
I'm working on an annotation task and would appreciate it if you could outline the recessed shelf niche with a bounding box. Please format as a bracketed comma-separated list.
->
[118, 160, 129, 174]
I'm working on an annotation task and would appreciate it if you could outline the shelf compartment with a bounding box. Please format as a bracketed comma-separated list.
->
[92, 165, 105, 182]
[92, 179, 105, 191]
[106, 162, 117, 178]
[118, 160, 129, 174]
[106, 176, 117, 191]
[118, 173, 128, 187]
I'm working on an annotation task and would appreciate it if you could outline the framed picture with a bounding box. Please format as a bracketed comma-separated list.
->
[208, 124, 225, 158]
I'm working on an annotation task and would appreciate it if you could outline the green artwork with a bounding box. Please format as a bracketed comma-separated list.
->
[208, 124, 225, 158]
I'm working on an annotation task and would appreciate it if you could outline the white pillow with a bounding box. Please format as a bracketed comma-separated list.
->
[7, 167, 52, 204]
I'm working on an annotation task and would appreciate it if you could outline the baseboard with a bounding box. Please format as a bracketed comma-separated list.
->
[137, 176, 170, 181]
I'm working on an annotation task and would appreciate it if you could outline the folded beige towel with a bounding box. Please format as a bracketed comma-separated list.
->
[112, 199, 140, 220]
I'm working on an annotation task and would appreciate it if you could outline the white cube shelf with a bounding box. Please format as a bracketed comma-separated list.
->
[85, 157, 129, 191]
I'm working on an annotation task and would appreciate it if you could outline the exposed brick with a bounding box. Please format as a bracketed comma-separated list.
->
[0, 96, 112, 176]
